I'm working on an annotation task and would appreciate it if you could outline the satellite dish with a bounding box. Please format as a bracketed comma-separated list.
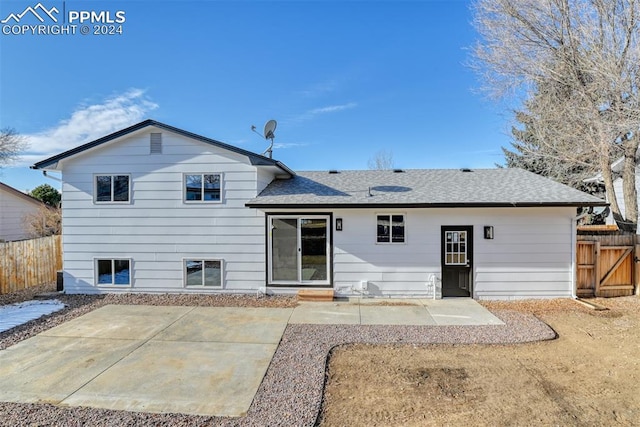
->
[262, 119, 277, 158]
[264, 120, 277, 140]
[591, 206, 609, 216]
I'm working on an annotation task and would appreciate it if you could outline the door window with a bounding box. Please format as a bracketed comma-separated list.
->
[445, 231, 467, 265]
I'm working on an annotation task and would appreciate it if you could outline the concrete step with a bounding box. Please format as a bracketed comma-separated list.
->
[297, 289, 334, 302]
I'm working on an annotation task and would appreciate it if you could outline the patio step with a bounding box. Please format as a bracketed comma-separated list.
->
[297, 289, 334, 302]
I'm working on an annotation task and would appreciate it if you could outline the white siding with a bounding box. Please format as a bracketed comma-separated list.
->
[0, 188, 41, 242]
[269, 207, 576, 300]
[257, 168, 274, 194]
[56, 128, 577, 299]
[60, 128, 275, 294]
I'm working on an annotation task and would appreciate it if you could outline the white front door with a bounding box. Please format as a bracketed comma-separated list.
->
[268, 215, 331, 286]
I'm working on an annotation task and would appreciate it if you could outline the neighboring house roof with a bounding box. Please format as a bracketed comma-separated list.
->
[0, 182, 44, 207]
[583, 167, 620, 184]
[584, 147, 640, 183]
[30, 119, 295, 177]
[246, 168, 607, 208]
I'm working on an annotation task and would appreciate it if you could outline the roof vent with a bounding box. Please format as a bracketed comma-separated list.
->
[460, 168, 472, 172]
[393, 169, 404, 173]
[328, 170, 340, 174]
[150, 133, 162, 154]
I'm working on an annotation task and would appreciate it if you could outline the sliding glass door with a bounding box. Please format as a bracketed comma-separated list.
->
[300, 219, 328, 281]
[271, 218, 298, 281]
[268, 215, 330, 285]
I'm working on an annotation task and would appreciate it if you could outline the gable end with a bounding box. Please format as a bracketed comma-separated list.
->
[31, 119, 295, 177]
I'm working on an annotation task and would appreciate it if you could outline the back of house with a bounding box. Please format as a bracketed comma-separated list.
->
[32, 120, 606, 299]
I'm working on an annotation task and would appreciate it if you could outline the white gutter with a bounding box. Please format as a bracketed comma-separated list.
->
[42, 170, 62, 183]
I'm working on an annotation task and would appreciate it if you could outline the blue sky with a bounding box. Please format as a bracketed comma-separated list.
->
[0, 0, 510, 192]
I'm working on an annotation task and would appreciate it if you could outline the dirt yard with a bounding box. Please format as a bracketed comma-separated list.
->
[319, 297, 640, 426]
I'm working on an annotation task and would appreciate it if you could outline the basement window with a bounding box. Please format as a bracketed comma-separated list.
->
[96, 259, 131, 286]
[377, 214, 405, 244]
[184, 259, 223, 287]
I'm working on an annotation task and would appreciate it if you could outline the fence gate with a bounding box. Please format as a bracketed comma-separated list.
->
[576, 235, 638, 298]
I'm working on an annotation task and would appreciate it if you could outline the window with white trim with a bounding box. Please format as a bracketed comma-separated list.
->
[377, 214, 405, 243]
[96, 259, 131, 286]
[184, 174, 222, 202]
[95, 175, 130, 203]
[184, 259, 223, 287]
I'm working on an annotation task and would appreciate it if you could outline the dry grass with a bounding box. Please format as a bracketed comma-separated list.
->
[321, 296, 640, 427]
[479, 295, 639, 317]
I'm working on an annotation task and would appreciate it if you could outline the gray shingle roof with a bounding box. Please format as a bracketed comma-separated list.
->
[246, 168, 606, 208]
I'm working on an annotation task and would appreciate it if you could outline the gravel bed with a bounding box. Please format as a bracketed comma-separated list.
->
[480, 295, 639, 318]
[0, 294, 555, 426]
[0, 283, 56, 306]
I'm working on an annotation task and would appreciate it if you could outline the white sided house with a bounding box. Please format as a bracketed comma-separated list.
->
[32, 120, 606, 299]
[0, 182, 44, 242]
[585, 155, 640, 231]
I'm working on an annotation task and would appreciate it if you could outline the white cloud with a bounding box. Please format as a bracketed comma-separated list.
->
[297, 80, 338, 97]
[19, 89, 157, 166]
[308, 103, 357, 115]
[273, 142, 309, 149]
[286, 102, 357, 124]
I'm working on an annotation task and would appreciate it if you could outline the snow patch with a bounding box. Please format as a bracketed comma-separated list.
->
[0, 299, 66, 333]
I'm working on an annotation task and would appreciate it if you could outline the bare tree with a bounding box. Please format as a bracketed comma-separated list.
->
[368, 150, 395, 170]
[23, 205, 61, 238]
[503, 107, 601, 192]
[472, 0, 640, 230]
[0, 128, 28, 168]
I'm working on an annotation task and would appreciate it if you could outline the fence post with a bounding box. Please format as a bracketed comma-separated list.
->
[635, 243, 640, 296]
[594, 241, 600, 296]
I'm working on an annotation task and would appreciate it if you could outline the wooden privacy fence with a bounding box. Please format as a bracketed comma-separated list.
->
[0, 235, 62, 294]
[576, 234, 639, 298]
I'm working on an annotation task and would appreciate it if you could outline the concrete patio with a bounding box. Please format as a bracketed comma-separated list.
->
[0, 299, 503, 417]
[291, 298, 505, 326]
